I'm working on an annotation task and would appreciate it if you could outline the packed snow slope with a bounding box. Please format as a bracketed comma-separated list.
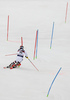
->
[0, 0, 70, 100]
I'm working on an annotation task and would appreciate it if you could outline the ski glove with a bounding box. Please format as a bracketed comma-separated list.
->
[25, 56, 28, 59]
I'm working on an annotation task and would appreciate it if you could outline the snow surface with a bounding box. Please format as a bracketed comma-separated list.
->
[0, 0, 70, 100]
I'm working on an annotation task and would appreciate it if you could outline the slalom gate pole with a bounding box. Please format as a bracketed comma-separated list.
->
[47, 67, 62, 97]
[36, 30, 39, 59]
[65, 2, 68, 23]
[33, 31, 37, 60]
[28, 58, 39, 71]
[21, 37, 23, 46]
[7, 15, 9, 41]
[50, 22, 54, 49]
[5, 53, 17, 56]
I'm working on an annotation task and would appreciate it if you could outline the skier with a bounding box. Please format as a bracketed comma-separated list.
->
[6, 46, 28, 69]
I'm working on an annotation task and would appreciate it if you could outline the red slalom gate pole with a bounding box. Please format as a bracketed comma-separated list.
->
[65, 2, 68, 23]
[28, 58, 39, 71]
[7, 15, 9, 41]
[5, 53, 17, 56]
[33, 31, 37, 59]
[21, 37, 23, 46]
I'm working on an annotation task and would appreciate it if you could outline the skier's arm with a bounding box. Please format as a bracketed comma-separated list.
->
[25, 51, 28, 59]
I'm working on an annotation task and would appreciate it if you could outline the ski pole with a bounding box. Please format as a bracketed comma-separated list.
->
[28, 58, 39, 71]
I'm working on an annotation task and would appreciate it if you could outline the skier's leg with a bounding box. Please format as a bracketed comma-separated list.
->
[13, 62, 21, 68]
[7, 61, 15, 68]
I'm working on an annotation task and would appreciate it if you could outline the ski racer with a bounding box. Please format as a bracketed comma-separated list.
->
[6, 46, 28, 69]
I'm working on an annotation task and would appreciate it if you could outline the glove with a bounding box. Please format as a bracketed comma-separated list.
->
[25, 56, 28, 59]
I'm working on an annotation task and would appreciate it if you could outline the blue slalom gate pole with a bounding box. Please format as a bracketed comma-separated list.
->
[50, 22, 54, 49]
[47, 67, 62, 97]
[36, 30, 38, 59]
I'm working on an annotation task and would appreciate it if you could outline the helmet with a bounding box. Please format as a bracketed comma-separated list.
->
[20, 46, 24, 49]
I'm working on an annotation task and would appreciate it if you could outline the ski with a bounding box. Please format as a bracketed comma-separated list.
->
[3, 66, 11, 69]
[3, 63, 21, 69]
[3, 67, 7, 69]
[10, 64, 21, 69]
